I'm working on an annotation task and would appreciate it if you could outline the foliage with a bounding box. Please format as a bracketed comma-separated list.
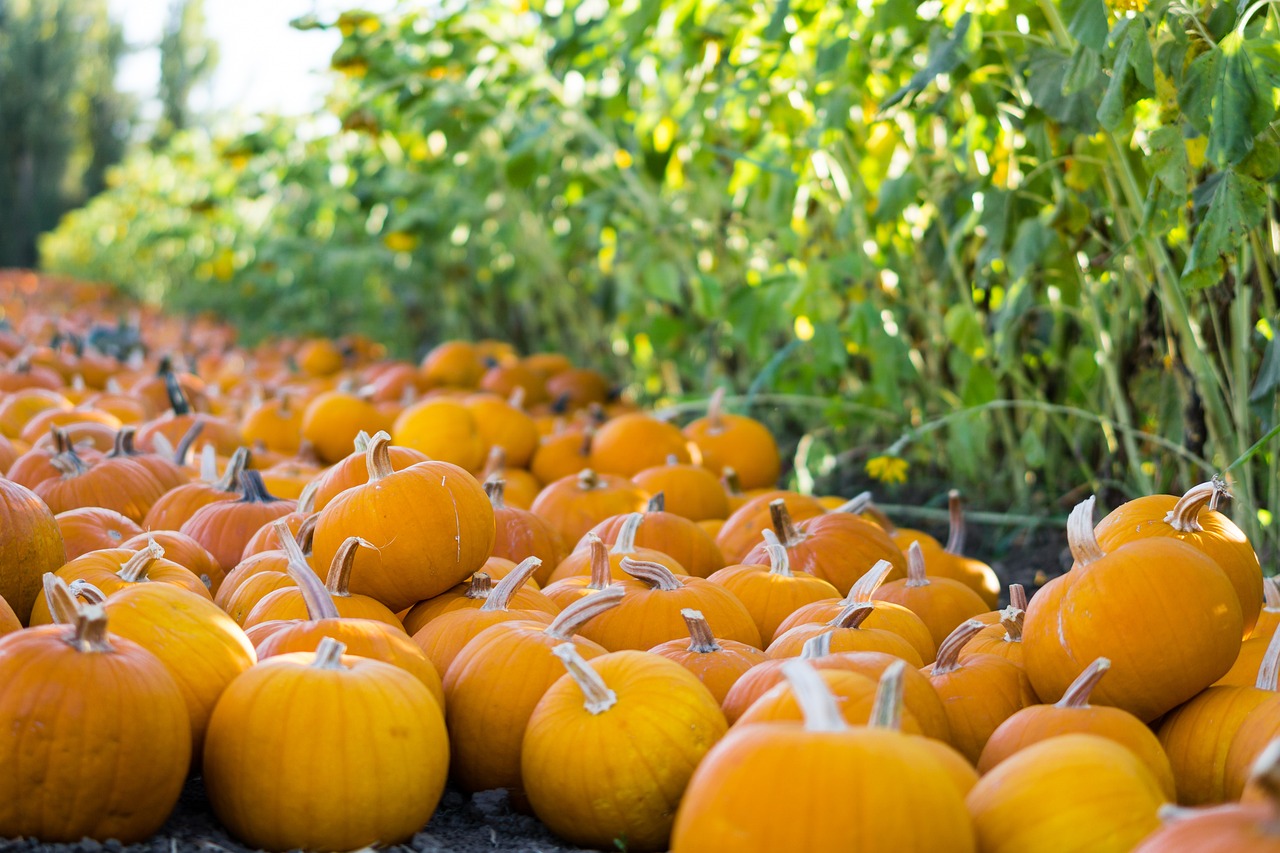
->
[0, 0, 133, 266]
[41, 0, 1280, 555]
[154, 0, 219, 147]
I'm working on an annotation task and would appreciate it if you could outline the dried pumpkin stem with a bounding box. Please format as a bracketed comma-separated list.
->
[944, 490, 966, 555]
[365, 430, 396, 482]
[999, 607, 1024, 642]
[353, 431, 372, 454]
[68, 579, 106, 606]
[484, 477, 507, 510]
[847, 559, 894, 603]
[1256, 626, 1280, 692]
[612, 512, 645, 553]
[1009, 583, 1028, 611]
[762, 529, 793, 578]
[463, 572, 494, 601]
[68, 604, 113, 653]
[722, 467, 744, 497]
[276, 518, 309, 565]
[480, 556, 541, 612]
[198, 443, 218, 482]
[1066, 496, 1104, 567]
[869, 660, 907, 730]
[43, 573, 82, 625]
[1163, 481, 1220, 533]
[620, 556, 683, 591]
[552, 642, 617, 714]
[577, 468, 600, 491]
[173, 421, 205, 465]
[904, 541, 929, 588]
[117, 539, 165, 583]
[483, 446, 507, 481]
[296, 480, 319, 515]
[769, 500, 804, 548]
[833, 491, 874, 516]
[800, 631, 834, 659]
[1265, 577, 1280, 611]
[932, 620, 986, 675]
[705, 387, 726, 432]
[295, 514, 319, 555]
[1056, 658, 1111, 708]
[325, 536, 373, 597]
[545, 585, 625, 640]
[585, 534, 612, 590]
[110, 426, 134, 458]
[311, 636, 347, 670]
[646, 492, 666, 513]
[781, 659, 846, 733]
[214, 447, 250, 491]
[682, 609, 722, 653]
[829, 601, 875, 630]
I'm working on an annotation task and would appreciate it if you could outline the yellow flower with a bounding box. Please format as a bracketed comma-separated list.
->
[383, 231, 418, 252]
[865, 454, 909, 485]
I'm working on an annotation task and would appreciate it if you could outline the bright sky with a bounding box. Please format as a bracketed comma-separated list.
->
[111, 0, 398, 124]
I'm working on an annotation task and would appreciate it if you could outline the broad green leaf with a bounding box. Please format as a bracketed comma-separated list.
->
[880, 14, 973, 110]
[1182, 169, 1266, 289]
[1060, 0, 1109, 52]
[1147, 125, 1191, 192]
[1027, 47, 1102, 131]
[1180, 32, 1275, 167]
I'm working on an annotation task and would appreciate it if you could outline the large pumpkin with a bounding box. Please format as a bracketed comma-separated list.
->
[0, 478, 65, 623]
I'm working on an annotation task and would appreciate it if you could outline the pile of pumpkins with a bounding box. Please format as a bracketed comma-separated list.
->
[0, 273, 1278, 852]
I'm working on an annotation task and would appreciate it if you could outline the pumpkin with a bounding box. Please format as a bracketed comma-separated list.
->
[181, 470, 298, 574]
[479, 445, 542, 508]
[540, 533, 617, 609]
[870, 542, 989, 649]
[392, 397, 486, 471]
[670, 659, 975, 853]
[0, 602, 190, 842]
[135, 373, 239, 455]
[143, 446, 249, 531]
[530, 423, 595, 484]
[55, 506, 142, 560]
[649, 609, 769, 704]
[588, 412, 693, 477]
[1095, 479, 1263, 638]
[548, 512, 689, 583]
[979, 657, 1176, 799]
[203, 638, 449, 852]
[734, 664, 915, 731]
[402, 555, 557, 637]
[958, 606, 1024, 665]
[0, 387, 71, 438]
[706, 532, 841, 643]
[239, 485, 317, 559]
[715, 491, 826, 564]
[545, 367, 610, 409]
[480, 361, 548, 406]
[767, 601, 925, 665]
[486, 477, 567, 585]
[34, 441, 167, 523]
[0, 593, 18, 635]
[310, 431, 495, 612]
[1023, 496, 1242, 721]
[443, 587, 623, 796]
[0, 477, 65, 623]
[240, 391, 304, 454]
[419, 340, 484, 388]
[1160, 626, 1280, 804]
[632, 457, 731, 521]
[741, 497, 908, 594]
[523, 644, 727, 852]
[925, 619, 1038, 764]
[529, 468, 649, 546]
[310, 430, 430, 511]
[965, 734, 1165, 853]
[299, 389, 390, 465]
[106, 426, 191, 491]
[575, 493, 725, 578]
[681, 388, 781, 491]
[577, 557, 761, 651]
[48, 574, 255, 757]
[467, 391, 540, 468]
[244, 535, 402, 629]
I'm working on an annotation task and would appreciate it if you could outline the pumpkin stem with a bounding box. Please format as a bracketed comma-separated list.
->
[285, 543, 340, 621]
[1055, 657, 1112, 708]
[705, 387, 726, 431]
[52, 426, 69, 455]
[646, 492, 666, 513]
[904, 541, 929, 588]
[545, 585, 625, 640]
[109, 426, 136, 458]
[722, 467, 744, 497]
[483, 445, 507, 481]
[365, 431, 396, 482]
[1248, 739, 1280, 826]
[1066, 496, 1105, 567]
[43, 572, 82, 625]
[944, 490, 966, 555]
[611, 512, 645, 554]
[68, 579, 107, 606]
[311, 636, 347, 670]
[296, 480, 319, 515]
[620, 556, 683, 591]
[295, 514, 319, 556]
[325, 536, 374, 597]
[173, 421, 205, 466]
[480, 556, 541, 612]
[932, 619, 986, 675]
[577, 468, 600, 491]
[828, 601, 875, 630]
[551, 642, 617, 714]
[682, 609, 722, 653]
[847, 559, 895, 603]
[833, 491, 874, 516]
[163, 370, 191, 416]
[118, 538, 166, 583]
[1009, 583, 1028, 611]
[463, 572, 494, 601]
[1266, 577, 1280, 611]
[278, 392, 292, 418]
[49, 446, 90, 478]
[781, 659, 847, 733]
[238, 469, 282, 504]
[578, 425, 596, 457]
[214, 447, 250, 492]
[275, 517, 310, 565]
[484, 477, 507, 510]
[585, 534, 612, 590]
[800, 631, 833, 659]
[1163, 481, 1221, 533]
[68, 603, 114, 653]
[1255, 625, 1280, 692]
[353, 431, 372, 454]
[769, 500, 805, 548]
[869, 660, 908, 730]
[999, 607, 1025, 642]
[198, 443, 218, 482]
[762, 529, 793, 577]
[508, 386, 526, 409]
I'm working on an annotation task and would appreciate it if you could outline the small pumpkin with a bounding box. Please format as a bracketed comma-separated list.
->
[870, 542, 989, 649]
[402, 555, 558, 637]
[766, 601, 924, 665]
[649, 609, 769, 704]
[706, 532, 841, 643]
[714, 491, 826, 564]
[681, 388, 782, 491]
[243, 535, 402, 629]
[486, 477, 567, 585]
[589, 412, 693, 477]
[180, 470, 298, 574]
[632, 457, 731, 521]
[143, 446, 250, 531]
[529, 467, 650, 546]
[577, 493, 725, 577]
[548, 512, 689, 583]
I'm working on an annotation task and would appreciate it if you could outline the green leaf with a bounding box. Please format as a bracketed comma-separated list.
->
[876, 173, 922, 224]
[880, 14, 973, 110]
[1061, 0, 1109, 52]
[1250, 336, 1280, 403]
[1147, 125, 1191, 192]
[1179, 32, 1275, 168]
[763, 0, 791, 42]
[643, 260, 682, 304]
[1098, 19, 1154, 130]
[1026, 47, 1102, 131]
[1182, 169, 1267, 289]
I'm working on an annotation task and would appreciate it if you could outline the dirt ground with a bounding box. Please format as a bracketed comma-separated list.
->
[0, 521, 1070, 853]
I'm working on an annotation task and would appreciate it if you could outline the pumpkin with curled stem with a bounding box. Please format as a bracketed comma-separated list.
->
[870, 542, 988, 649]
[309, 430, 429, 511]
[714, 491, 826, 565]
[548, 512, 689, 584]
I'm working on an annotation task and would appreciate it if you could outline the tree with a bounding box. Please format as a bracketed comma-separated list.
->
[154, 0, 217, 147]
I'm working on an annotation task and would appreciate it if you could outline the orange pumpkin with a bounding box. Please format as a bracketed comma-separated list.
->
[529, 468, 649, 546]
[180, 470, 298, 574]
[632, 457, 731, 521]
[578, 494, 725, 577]
[486, 478, 567, 586]
[715, 491, 826, 564]
[706, 533, 841, 643]
[244, 535, 402, 629]
[143, 446, 250, 531]
[649, 609, 769, 704]
[392, 397, 486, 471]
[122, 529, 224, 594]
[766, 601, 924, 665]
[402, 555, 558, 637]
[589, 412, 693, 477]
[300, 389, 390, 464]
[0, 477, 65, 623]
[681, 388, 781, 490]
[547, 512, 689, 584]
[870, 542, 989, 649]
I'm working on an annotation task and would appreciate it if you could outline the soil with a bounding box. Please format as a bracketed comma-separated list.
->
[0, 504, 1069, 853]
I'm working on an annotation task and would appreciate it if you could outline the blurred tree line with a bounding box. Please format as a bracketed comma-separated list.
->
[0, 0, 214, 266]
